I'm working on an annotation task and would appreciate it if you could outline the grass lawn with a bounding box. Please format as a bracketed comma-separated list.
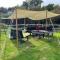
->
[53, 32, 60, 39]
[0, 32, 60, 60]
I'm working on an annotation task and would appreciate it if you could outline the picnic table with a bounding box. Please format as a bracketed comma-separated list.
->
[31, 30, 53, 38]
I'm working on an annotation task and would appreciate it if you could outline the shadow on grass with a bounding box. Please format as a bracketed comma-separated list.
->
[39, 36, 59, 47]
[6, 37, 60, 60]
[7, 47, 41, 60]
[5, 38, 39, 60]
[10, 37, 36, 49]
[4, 36, 37, 60]
[4, 35, 60, 60]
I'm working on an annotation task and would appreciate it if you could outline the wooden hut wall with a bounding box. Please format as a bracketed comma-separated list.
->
[54, 17, 60, 24]
[51, 16, 60, 24]
[1, 19, 11, 25]
[11, 18, 37, 25]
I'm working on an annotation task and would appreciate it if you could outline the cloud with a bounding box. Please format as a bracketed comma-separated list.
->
[0, 0, 26, 8]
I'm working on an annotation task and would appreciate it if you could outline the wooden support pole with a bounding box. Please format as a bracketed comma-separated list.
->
[0, 26, 1, 40]
[50, 18, 55, 32]
[24, 18, 25, 30]
[0, 15, 1, 39]
[45, 10, 48, 31]
[15, 7, 19, 48]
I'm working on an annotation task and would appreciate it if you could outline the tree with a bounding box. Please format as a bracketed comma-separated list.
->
[0, 7, 8, 13]
[22, 1, 28, 9]
[22, 0, 43, 10]
[52, 5, 60, 14]
[30, 0, 43, 8]
[27, 0, 43, 10]
[46, 4, 54, 11]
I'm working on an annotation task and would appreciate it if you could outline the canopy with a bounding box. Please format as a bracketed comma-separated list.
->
[8, 8, 60, 20]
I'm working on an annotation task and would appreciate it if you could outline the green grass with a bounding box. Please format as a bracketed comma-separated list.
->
[53, 32, 60, 38]
[0, 32, 60, 60]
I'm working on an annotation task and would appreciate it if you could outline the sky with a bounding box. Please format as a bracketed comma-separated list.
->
[0, 0, 60, 8]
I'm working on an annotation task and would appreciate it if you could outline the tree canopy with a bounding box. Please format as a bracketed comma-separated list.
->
[22, 0, 43, 10]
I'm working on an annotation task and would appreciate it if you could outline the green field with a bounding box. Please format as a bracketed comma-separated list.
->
[0, 32, 60, 60]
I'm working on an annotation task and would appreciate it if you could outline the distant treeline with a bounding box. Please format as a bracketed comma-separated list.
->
[0, 7, 14, 13]
[21, 0, 60, 13]
[0, 0, 60, 15]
